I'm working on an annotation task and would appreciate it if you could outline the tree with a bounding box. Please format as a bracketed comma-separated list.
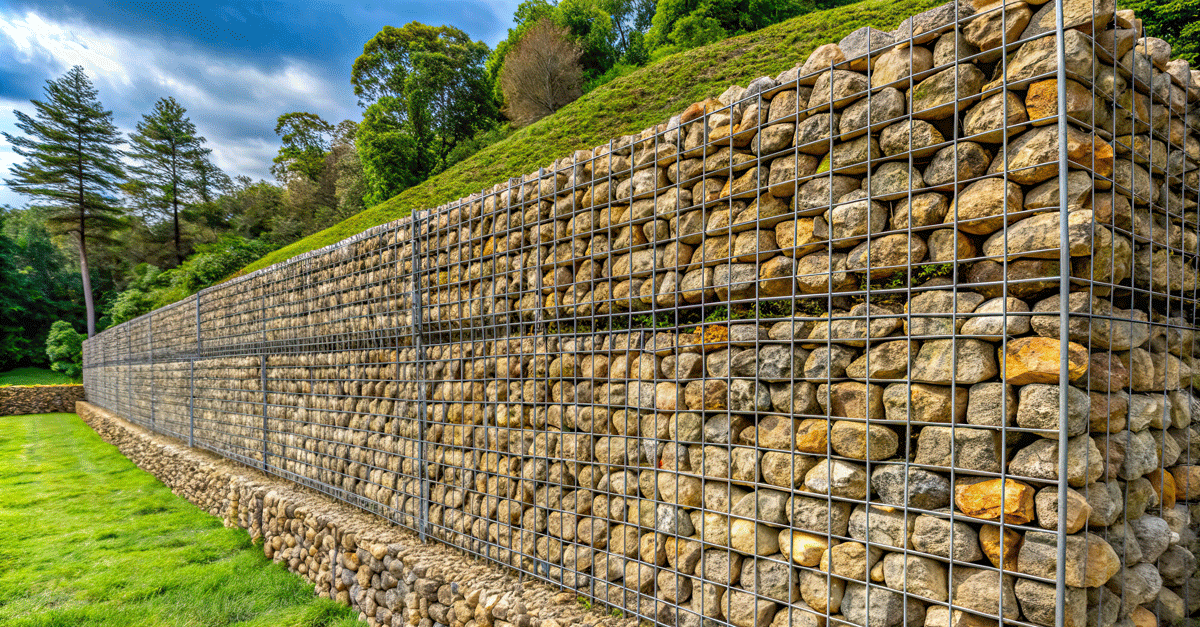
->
[500, 20, 585, 126]
[127, 97, 208, 265]
[646, 0, 816, 54]
[45, 320, 84, 379]
[351, 22, 498, 200]
[329, 120, 366, 219]
[2, 65, 125, 337]
[556, 0, 620, 79]
[356, 98, 426, 207]
[1124, 0, 1200, 65]
[272, 112, 334, 183]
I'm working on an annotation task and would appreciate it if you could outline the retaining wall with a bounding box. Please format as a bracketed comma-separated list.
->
[83, 2, 1200, 627]
[0, 384, 86, 415]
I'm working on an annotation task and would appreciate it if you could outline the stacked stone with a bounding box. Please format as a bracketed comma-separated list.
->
[0, 385, 85, 415]
[78, 1, 1200, 627]
[77, 402, 638, 627]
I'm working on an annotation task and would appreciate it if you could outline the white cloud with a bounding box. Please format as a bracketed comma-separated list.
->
[0, 7, 357, 207]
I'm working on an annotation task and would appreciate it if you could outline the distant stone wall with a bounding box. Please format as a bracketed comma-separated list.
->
[81, 2, 1200, 627]
[0, 385, 85, 416]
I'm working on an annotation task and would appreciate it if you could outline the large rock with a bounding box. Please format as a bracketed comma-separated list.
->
[950, 568, 1019, 619]
[841, 87, 907, 134]
[910, 339, 998, 384]
[882, 553, 948, 602]
[1001, 337, 1089, 385]
[841, 582, 925, 627]
[989, 124, 1113, 185]
[740, 552, 799, 602]
[1015, 383, 1090, 437]
[981, 210, 1108, 260]
[911, 514, 983, 562]
[951, 177, 1024, 235]
[963, 91, 1028, 143]
[964, 1, 1032, 51]
[1009, 434, 1105, 487]
[879, 119, 944, 156]
[1021, 0, 1114, 39]
[1018, 531, 1120, 588]
[829, 419, 898, 460]
[955, 477, 1035, 523]
[1015, 579, 1087, 627]
[965, 381, 1016, 426]
[871, 47, 934, 89]
[1005, 29, 1094, 84]
[809, 70, 870, 109]
[804, 459, 869, 499]
[914, 425, 1002, 472]
[909, 64, 985, 120]
[883, 382, 967, 423]
[871, 464, 952, 510]
[923, 142, 991, 188]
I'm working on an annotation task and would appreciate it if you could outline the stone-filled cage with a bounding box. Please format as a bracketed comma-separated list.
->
[83, 3, 1200, 627]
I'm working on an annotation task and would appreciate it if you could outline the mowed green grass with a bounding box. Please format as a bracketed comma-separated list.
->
[0, 413, 360, 627]
[0, 368, 77, 386]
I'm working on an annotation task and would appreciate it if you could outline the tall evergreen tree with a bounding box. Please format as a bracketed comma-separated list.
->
[2, 65, 125, 337]
[127, 97, 206, 265]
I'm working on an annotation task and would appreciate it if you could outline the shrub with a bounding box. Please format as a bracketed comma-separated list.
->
[45, 321, 83, 380]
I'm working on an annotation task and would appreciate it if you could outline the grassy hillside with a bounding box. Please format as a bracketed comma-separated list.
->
[235, 0, 941, 276]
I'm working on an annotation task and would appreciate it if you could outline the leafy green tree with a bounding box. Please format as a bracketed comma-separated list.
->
[1123, 0, 1199, 64]
[271, 112, 334, 183]
[352, 22, 497, 204]
[647, 0, 818, 54]
[557, 0, 620, 79]
[45, 320, 84, 379]
[2, 65, 125, 337]
[329, 120, 366, 219]
[127, 97, 208, 265]
[357, 98, 426, 207]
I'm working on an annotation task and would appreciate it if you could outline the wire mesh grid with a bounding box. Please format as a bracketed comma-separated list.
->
[82, 3, 1200, 627]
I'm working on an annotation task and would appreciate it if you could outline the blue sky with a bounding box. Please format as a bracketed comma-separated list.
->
[0, 0, 523, 208]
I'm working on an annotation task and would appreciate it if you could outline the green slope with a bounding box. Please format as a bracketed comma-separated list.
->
[235, 0, 941, 277]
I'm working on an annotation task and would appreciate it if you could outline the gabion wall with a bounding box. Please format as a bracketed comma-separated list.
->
[85, 2, 1200, 627]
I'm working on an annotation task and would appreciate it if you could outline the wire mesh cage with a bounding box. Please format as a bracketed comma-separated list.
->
[82, 2, 1200, 627]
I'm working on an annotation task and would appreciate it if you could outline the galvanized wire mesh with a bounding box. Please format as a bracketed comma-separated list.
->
[83, 3, 1200, 627]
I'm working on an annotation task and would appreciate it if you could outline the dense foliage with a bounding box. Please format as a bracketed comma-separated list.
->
[353, 23, 498, 206]
[1122, 0, 1199, 64]
[45, 320, 84, 379]
[2, 66, 125, 338]
[0, 208, 84, 369]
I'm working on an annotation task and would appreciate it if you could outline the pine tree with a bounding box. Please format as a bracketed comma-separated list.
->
[3, 65, 125, 338]
[127, 97, 207, 265]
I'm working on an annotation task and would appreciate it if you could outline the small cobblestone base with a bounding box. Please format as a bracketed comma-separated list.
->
[76, 401, 639, 627]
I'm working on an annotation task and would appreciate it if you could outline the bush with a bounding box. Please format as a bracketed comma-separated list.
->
[45, 321, 83, 380]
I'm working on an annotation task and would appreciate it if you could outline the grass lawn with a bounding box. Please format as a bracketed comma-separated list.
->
[0, 413, 360, 627]
[0, 368, 77, 386]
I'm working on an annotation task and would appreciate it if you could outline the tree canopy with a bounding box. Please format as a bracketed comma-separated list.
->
[126, 97, 208, 265]
[352, 22, 497, 205]
[2, 65, 125, 337]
